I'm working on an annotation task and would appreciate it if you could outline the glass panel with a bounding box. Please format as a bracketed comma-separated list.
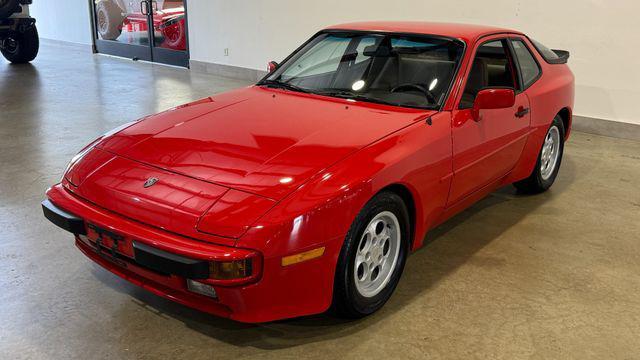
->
[530, 38, 560, 62]
[511, 40, 541, 88]
[151, 0, 187, 51]
[459, 40, 515, 109]
[266, 33, 463, 110]
[95, 0, 151, 46]
[279, 36, 351, 79]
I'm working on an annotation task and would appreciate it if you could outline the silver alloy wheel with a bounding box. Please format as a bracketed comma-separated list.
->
[354, 211, 401, 298]
[540, 126, 561, 180]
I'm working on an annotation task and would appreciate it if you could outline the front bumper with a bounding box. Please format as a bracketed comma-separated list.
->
[43, 184, 340, 323]
[43, 199, 212, 280]
[42, 199, 86, 235]
[75, 237, 233, 317]
[42, 197, 254, 280]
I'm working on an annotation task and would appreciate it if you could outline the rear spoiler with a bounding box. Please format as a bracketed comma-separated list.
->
[549, 49, 570, 64]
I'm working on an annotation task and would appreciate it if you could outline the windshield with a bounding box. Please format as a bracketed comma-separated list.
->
[260, 32, 464, 109]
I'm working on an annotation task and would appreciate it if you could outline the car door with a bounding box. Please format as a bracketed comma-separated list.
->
[448, 37, 531, 205]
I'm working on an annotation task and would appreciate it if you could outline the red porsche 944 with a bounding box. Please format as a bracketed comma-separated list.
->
[43, 22, 574, 323]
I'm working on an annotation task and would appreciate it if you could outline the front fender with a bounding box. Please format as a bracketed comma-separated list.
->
[237, 111, 453, 260]
[229, 112, 453, 317]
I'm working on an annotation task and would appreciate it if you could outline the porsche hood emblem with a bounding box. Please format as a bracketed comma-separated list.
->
[143, 177, 159, 188]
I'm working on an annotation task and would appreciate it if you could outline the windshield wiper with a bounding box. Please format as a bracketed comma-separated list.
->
[319, 89, 439, 110]
[258, 79, 310, 93]
[316, 89, 404, 108]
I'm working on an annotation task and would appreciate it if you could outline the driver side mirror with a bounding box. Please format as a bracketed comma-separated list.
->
[267, 61, 279, 73]
[472, 88, 515, 121]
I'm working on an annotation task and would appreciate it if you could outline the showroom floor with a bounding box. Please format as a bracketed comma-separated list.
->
[1, 42, 639, 360]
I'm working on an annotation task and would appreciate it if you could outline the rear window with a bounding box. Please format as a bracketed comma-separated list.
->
[531, 39, 560, 62]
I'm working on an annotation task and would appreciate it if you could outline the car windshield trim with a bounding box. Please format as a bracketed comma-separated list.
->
[258, 30, 466, 111]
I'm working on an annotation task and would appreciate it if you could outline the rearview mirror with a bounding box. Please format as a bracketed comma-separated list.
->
[363, 45, 391, 57]
[267, 61, 279, 73]
[472, 88, 515, 121]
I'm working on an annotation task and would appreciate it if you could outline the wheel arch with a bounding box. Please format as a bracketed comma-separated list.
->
[557, 107, 572, 139]
[376, 183, 417, 250]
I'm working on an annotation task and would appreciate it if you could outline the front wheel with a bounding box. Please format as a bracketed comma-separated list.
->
[514, 115, 565, 193]
[1, 24, 39, 63]
[332, 191, 410, 318]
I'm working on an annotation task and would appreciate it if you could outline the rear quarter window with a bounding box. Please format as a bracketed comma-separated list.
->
[511, 40, 541, 89]
[531, 39, 560, 62]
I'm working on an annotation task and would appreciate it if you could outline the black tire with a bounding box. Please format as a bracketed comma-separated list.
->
[332, 191, 410, 318]
[1, 24, 39, 63]
[96, 0, 124, 41]
[514, 115, 565, 194]
[0, 0, 19, 20]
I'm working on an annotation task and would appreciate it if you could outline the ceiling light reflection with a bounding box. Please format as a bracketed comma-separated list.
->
[429, 78, 438, 91]
[352, 80, 365, 91]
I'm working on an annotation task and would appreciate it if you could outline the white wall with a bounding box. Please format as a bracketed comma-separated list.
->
[187, 0, 640, 125]
[30, 0, 92, 45]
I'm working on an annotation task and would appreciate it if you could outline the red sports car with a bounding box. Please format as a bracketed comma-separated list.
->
[43, 22, 574, 323]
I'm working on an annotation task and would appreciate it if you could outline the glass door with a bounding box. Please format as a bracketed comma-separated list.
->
[92, 0, 189, 67]
[148, 0, 189, 66]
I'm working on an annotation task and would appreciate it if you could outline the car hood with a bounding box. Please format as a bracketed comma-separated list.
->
[97, 86, 433, 200]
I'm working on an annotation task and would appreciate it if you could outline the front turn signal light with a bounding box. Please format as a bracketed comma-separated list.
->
[210, 259, 252, 280]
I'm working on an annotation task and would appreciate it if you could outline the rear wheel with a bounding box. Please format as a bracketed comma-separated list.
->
[96, 0, 124, 40]
[514, 115, 565, 193]
[0, 0, 19, 20]
[332, 191, 410, 318]
[1, 24, 39, 63]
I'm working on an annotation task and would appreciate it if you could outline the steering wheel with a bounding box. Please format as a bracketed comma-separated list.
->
[391, 83, 436, 104]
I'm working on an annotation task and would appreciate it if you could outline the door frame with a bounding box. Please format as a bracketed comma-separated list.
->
[88, 0, 190, 67]
[447, 34, 531, 206]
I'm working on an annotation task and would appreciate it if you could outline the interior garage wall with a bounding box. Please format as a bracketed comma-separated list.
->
[187, 0, 640, 127]
[29, 0, 92, 45]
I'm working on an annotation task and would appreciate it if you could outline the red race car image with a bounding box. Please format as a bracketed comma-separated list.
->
[95, 0, 186, 50]
[43, 22, 574, 323]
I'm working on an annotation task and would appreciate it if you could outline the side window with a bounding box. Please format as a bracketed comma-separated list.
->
[459, 40, 516, 109]
[511, 39, 541, 89]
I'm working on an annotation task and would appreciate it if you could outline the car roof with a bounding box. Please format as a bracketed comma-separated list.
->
[324, 21, 523, 43]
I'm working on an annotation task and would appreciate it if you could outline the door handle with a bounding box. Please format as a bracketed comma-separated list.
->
[515, 107, 530, 118]
[140, 0, 149, 15]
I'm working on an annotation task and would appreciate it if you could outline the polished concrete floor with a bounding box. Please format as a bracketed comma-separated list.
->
[2, 42, 640, 359]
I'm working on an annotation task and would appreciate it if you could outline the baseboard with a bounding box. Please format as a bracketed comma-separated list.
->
[572, 115, 640, 141]
[190, 60, 267, 82]
[40, 38, 93, 52]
